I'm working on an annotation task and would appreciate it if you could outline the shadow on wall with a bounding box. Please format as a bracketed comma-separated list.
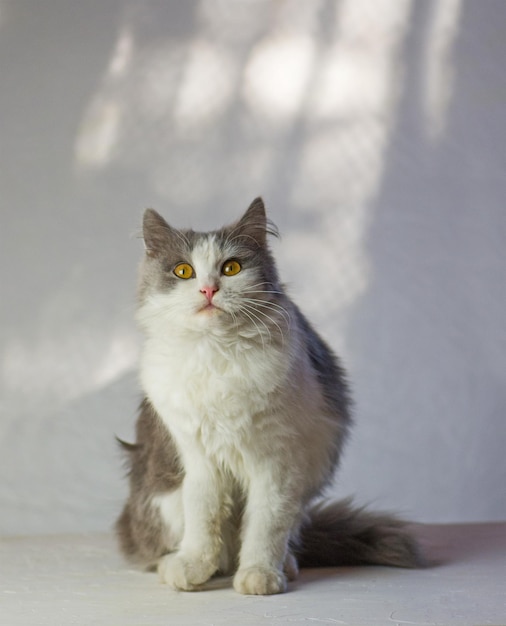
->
[0, 0, 464, 421]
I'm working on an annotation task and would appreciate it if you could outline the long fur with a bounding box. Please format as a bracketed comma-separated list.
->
[115, 198, 422, 595]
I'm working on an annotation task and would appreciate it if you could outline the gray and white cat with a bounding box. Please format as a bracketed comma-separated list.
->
[116, 198, 421, 595]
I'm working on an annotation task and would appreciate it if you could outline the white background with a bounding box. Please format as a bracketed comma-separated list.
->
[1, 0, 505, 535]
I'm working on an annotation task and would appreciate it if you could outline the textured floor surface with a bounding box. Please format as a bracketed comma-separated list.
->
[1, 523, 505, 625]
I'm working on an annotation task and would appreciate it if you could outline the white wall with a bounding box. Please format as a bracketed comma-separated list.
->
[1, 0, 505, 535]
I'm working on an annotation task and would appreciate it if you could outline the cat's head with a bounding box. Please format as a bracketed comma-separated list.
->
[137, 198, 285, 335]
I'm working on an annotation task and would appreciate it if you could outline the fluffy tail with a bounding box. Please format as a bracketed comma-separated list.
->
[295, 498, 423, 569]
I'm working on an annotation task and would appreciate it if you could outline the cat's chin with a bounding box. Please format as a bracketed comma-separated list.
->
[191, 306, 229, 330]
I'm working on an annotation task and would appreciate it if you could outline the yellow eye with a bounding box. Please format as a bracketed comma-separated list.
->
[173, 263, 194, 279]
[222, 260, 241, 276]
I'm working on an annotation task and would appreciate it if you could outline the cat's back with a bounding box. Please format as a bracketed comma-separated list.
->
[292, 304, 352, 427]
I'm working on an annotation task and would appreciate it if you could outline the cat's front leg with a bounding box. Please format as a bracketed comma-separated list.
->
[233, 467, 301, 595]
[158, 455, 224, 590]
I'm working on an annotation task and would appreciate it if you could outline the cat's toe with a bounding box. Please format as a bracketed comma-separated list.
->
[233, 566, 287, 595]
[158, 553, 216, 591]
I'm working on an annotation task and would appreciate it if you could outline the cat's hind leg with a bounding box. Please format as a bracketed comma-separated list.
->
[283, 550, 299, 582]
[116, 487, 184, 571]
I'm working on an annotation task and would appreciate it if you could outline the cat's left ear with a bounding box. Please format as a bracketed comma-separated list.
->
[235, 197, 276, 248]
[142, 208, 175, 257]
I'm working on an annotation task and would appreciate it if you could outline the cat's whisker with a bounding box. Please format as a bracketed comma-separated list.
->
[239, 301, 273, 334]
[225, 219, 278, 248]
[229, 308, 241, 334]
[242, 302, 286, 344]
[243, 282, 284, 296]
[242, 297, 292, 328]
[238, 305, 268, 352]
[243, 280, 284, 293]
[242, 294, 290, 314]
[172, 228, 191, 250]
[240, 304, 271, 340]
[240, 300, 287, 346]
[225, 232, 262, 248]
[246, 289, 284, 296]
[243, 306, 290, 339]
[141, 297, 178, 320]
[243, 281, 272, 290]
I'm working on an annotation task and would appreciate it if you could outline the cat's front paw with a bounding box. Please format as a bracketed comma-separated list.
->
[158, 553, 217, 591]
[233, 566, 287, 595]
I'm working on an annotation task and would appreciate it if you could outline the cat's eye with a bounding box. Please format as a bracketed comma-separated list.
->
[173, 263, 194, 279]
[222, 260, 241, 276]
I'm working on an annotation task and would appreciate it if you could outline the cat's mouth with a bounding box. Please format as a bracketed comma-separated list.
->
[198, 303, 223, 314]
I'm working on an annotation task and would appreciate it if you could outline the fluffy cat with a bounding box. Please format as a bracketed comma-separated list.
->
[116, 198, 421, 595]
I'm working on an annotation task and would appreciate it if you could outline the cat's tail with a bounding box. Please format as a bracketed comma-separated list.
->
[296, 498, 423, 569]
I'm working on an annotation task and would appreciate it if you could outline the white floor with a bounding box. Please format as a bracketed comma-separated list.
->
[1, 523, 505, 626]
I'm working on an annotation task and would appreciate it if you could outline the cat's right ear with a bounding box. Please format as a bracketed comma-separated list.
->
[233, 197, 279, 248]
[142, 209, 173, 257]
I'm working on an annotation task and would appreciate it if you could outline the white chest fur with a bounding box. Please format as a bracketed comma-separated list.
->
[140, 328, 290, 461]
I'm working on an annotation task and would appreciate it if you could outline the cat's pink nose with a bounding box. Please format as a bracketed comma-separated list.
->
[200, 285, 218, 302]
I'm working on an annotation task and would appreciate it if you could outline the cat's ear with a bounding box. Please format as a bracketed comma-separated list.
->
[235, 197, 276, 247]
[142, 208, 174, 257]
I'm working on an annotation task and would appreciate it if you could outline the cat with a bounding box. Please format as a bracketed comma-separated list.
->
[115, 197, 421, 595]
